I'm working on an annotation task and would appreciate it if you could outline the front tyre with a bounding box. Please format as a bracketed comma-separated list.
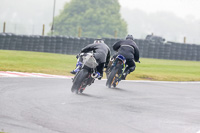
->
[71, 69, 89, 93]
[106, 64, 122, 88]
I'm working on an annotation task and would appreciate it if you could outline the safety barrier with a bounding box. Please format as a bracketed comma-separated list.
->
[0, 33, 199, 61]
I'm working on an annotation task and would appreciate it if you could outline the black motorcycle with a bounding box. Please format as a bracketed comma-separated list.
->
[106, 54, 142, 88]
[71, 52, 99, 94]
[106, 55, 127, 88]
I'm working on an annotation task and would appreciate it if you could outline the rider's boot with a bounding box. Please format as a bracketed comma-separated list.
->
[70, 61, 82, 74]
[121, 74, 126, 80]
[98, 73, 103, 80]
[70, 67, 80, 74]
[92, 72, 101, 80]
[121, 66, 135, 80]
[121, 69, 130, 80]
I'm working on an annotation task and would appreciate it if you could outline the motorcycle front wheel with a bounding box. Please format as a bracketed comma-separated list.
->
[106, 64, 122, 88]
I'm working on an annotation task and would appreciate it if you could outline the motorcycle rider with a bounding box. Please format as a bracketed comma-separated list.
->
[71, 39, 111, 80]
[112, 34, 140, 80]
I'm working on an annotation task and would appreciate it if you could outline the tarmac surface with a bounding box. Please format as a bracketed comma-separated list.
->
[0, 77, 200, 133]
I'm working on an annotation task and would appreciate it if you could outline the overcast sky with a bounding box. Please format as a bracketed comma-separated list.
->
[119, 0, 200, 20]
[53, 0, 200, 20]
[1, 0, 200, 43]
[1, 0, 200, 25]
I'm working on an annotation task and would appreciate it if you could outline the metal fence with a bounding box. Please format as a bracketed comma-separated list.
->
[0, 33, 200, 61]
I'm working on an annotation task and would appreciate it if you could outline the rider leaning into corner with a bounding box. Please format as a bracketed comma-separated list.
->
[112, 34, 140, 80]
[71, 39, 111, 80]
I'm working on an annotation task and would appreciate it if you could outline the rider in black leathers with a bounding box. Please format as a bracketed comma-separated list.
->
[112, 35, 140, 79]
[71, 39, 111, 80]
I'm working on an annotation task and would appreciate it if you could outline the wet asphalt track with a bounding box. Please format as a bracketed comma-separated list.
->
[0, 77, 200, 133]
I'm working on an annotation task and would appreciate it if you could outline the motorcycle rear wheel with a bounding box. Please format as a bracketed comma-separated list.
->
[71, 69, 89, 94]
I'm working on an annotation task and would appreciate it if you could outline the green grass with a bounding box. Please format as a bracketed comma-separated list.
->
[0, 50, 200, 81]
[0, 50, 76, 76]
[128, 58, 200, 81]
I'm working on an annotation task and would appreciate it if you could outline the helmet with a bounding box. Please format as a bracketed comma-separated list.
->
[94, 39, 104, 44]
[126, 34, 134, 40]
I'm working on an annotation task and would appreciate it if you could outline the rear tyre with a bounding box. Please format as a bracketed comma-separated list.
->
[71, 69, 89, 93]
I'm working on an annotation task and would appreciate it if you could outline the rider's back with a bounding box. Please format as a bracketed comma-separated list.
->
[113, 39, 139, 61]
[81, 42, 110, 64]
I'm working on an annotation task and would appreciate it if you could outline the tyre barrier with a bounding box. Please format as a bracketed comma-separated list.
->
[0, 33, 200, 61]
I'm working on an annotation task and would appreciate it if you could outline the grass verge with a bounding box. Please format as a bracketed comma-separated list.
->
[0, 50, 200, 81]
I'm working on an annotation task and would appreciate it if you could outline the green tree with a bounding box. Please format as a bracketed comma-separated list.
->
[52, 0, 127, 38]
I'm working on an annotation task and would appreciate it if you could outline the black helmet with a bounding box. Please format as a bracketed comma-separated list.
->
[94, 39, 104, 44]
[126, 34, 134, 40]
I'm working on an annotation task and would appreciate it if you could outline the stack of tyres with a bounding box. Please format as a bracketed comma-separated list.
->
[142, 40, 150, 58]
[174, 43, 182, 60]
[78, 37, 85, 53]
[28, 36, 35, 52]
[164, 43, 171, 59]
[148, 41, 156, 58]
[134, 39, 141, 50]
[197, 45, 200, 61]
[15, 35, 23, 51]
[1, 34, 199, 61]
[79, 37, 87, 53]
[133, 39, 139, 46]
[67, 36, 75, 55]
[103, 38, 110, 51]
[158, 43, 165, 59]
[0, 33, 6, 49]
[174, 43, 181, 60]
[169, 42, 177, 60]
[153, 42, 160, 59]
[73, 37, 81, 54]
[103, 38, 111, 46]
[50, 36, 56, 53]
[84, 38, 90, 46]
[111, 38, 120, 45]
[32, 36, 40, 52]
[136, 39, 144, 58]
[180, 44, 187, 60]
[39, 35, 45, 52]
[55, 36, 63, 54]
[88, 38, 94, 45]
[185, 44, 193, 60]
[4, 33, 12, 50]
[29, 35, 33, 51]
[62, 36, 69, 54]
[191, 44, 198, 61]
[10, 34, 17, 50]
[44, 36, 51, 53]
[29, 35, 34, 51]
[22, 35, 30, 51]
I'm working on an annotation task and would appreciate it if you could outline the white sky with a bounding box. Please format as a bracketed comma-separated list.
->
[1, 0, 200, 43]
[118, 0, 200, 19]
[55, 0, 200, 19]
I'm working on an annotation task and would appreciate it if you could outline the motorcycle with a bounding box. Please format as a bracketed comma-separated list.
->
[106, 54, 141, 88]
[106, 55, 127, 88]
[71, 52, 99, 94]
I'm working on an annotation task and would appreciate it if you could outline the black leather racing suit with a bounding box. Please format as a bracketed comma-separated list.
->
[81, 42, 111, 76]
[112, 39, 139, 73]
